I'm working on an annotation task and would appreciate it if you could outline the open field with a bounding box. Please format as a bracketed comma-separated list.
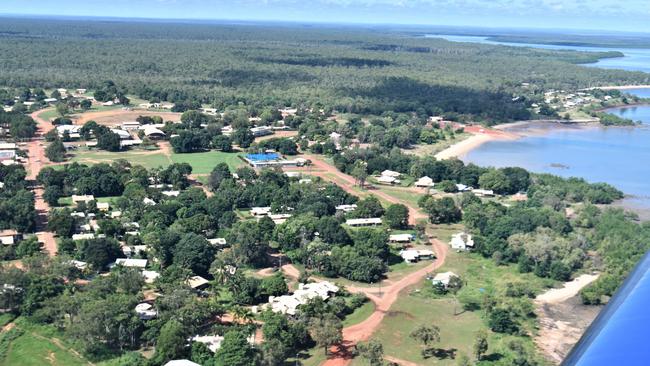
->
[344, 301, 376, 327]
[0, 319, 89, 366]
[71, 109, 182, 126]
[69, 148, 244, 174]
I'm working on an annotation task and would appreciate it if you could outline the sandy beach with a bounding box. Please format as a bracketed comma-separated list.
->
[435, 126, 518, 160]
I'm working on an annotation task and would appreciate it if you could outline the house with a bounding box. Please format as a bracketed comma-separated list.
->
[250, 126, 273, 137]
[72, 233, 95, 241]
[121, 121, 141, 131]
[473, 189, 495, 197]
[450, 232, 474, 251]
[135, 303, 157, 320]
[96, 202, 110, 212]
[456, 184, 471, 192]
[186, 276, 210, 290]
[432, 271, 459, 288]
[110, 211, 122, 218]
[207, 238, 227, 246]
[191, 334, 256, 353]
[56, 125, 82, 139]
[142, 270, 160, 284]
[68, 260, 88, 270]
[0, 151, 16, 162]
[142, 125, 166, 139]
[0, 230, 20, 245]
[346, 218, 382, 227]
[399, 249, 435, 263]
[250, 206, 272, 216]
[335, 204, 357, 212]
[268, 281, 339, 315]
[164, 360, 201, 366]
[72, 195, 95, 204]
[269, 213, 292, 225]
[115, 258, 148, 268]
[415, 176, 435, 188]
[377, 175, 399, 185]
[381, 170, 401, 178]
[143, 197, 156, 206]
[0, 143, 17, 150]
[298, 178, 312, 184]
[110, 129, 132, 140]
[389, 233, 414, 243]
[161, 190, 180, 197]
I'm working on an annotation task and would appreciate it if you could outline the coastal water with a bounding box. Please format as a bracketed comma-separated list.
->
[464, 104, 650, 212]
[426, 35, 650, 73]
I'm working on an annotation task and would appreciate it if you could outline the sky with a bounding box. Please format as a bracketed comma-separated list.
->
[1, 0, 649, 33]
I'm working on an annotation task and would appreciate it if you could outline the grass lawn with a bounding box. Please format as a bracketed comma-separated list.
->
[288, 346, 327, 366]
[0, 319, 88, 366]
[404, 132, 471, 157]
[36, 109, 60, 121]
[376, 186, 423, 210]
[343, 301, 376, 327]
[70, 149, 171, 169]
[170, 151, 244, 174]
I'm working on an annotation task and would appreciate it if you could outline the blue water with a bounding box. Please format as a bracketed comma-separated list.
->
[464, 104, 650, 210]
[426, 35, 650, 73]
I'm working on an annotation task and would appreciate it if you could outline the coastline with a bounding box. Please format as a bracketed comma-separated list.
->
[588, 85, 650, 91]
[434, 132, 513, 160]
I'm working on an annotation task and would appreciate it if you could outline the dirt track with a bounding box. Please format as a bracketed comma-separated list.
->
[28, 109, 58, 256]
[283, 155, 448, 366]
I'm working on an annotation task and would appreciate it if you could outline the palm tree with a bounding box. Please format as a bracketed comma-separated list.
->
[231, 305, 254, 324]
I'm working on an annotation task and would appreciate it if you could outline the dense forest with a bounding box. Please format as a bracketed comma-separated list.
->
[0, 18, 648, 123]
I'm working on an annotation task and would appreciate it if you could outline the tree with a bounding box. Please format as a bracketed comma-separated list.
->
[421, 197, 461, 224]
[45, 139, 66, 162]
[173, 233, 216, 277]
[15, 237, 42, 258]
[356, 339, 385, 366]
[55, 102, 69, 117]
[479, 170, 510, 195]
[354, 195, 384, 218]
[43, 185, 63, 206]
[384, 203, 409, 229]
[214, 330, 258, 366]
[80, 238, 122, 269]
[351, 160, 368, 188]
[153, 320, 188, 364]
[488, 308, 518, 334]
[473, 330, 489, 361]
[309, 314, 343, 355]
[97, 131, 121, 152]
[213, 134, 233, 152]
[410, 324, 440, 348]
[80, 99, 92, 110]
[208, 162, 232, 191]
[47, 209, 76, 237]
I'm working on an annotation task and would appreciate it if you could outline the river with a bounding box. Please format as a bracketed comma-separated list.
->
[426, 34, 650, 214]
[425, 34, 650, 73]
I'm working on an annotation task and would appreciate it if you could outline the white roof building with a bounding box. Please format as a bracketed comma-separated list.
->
[432, 271, 459, 288]
[186, 276, 210, 289]
[110, 129, 132, 140]
[135, 303, 157, 320]
[456, 184, 471, 192]
[346, 218, 382, 227]
[472, 189, 495, 197]
[143, 125, 166, 138]
[250, 207, 272, 216]
[72, 194, 95, 203]
[96, 202, 110, 211]
[415, 176, 435, 187]
[207, 238, 227, 246]
[142, 270, 160, 284]
[450, 232, 474, 251]
[143, 197, 156, 206]
[268, 281, 339, 315]
[381, 170, 401, 178]
[161, 190, 180, 197]
[335, 204, 357, 212]
[377, 175, 399, 185]
[68, 260, 88, 270]
[115, 258, 148, 268]
[399, 249, 435, 263]
[72, 233, 95, 241]
[269, 213, 292, 225]
[164, 361, 201, 366]
[389, 234, 414, 243]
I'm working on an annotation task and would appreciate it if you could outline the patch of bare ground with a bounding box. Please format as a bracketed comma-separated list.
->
[535, 294, 602, 364]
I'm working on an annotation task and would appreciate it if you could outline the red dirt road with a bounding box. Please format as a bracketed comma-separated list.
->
[291, 154, 428, 226]
[285, 155, 448, 366]
[28, 109, 58, 256]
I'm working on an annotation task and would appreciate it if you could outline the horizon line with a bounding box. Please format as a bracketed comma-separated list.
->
[1, 13, 649, 36]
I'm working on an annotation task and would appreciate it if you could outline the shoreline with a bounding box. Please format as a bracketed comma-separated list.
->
[434, 132, 514, 160]
[587, 85, 650, 91]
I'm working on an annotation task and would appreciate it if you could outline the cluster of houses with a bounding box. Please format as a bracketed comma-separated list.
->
[56, 120, 168, 149]
[2, 88, 90, 113]
[414, 176, 496, 197]
[543, 89, 611, 113]
[376, 170, 402, 185]
[263, 281, 339, 315]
